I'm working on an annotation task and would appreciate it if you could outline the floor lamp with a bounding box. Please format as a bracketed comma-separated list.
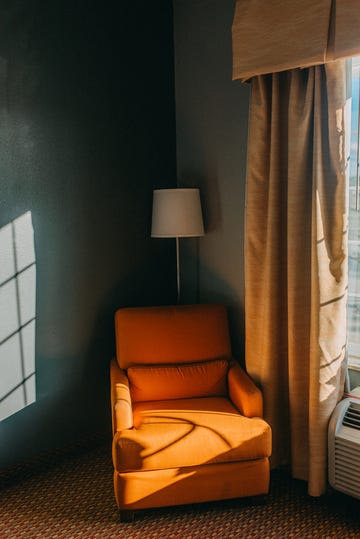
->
[151, 188, 205, 303]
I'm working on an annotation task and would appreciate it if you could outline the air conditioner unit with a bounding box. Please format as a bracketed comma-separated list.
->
[328, 397, 360, 499]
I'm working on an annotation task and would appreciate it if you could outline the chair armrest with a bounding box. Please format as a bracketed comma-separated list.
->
[227, 360, 263, 418]
[110, 358, 133, 433]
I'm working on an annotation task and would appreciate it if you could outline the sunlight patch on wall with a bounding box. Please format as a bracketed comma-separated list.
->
[0, 212, 36, 421]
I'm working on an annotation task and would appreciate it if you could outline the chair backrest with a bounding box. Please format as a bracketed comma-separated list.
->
[115, 304, 232, 370]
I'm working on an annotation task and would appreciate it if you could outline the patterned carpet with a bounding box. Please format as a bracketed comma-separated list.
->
[1, 441, 359, 539]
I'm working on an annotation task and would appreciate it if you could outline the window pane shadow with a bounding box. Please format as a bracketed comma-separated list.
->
[0, 212, 36, 421]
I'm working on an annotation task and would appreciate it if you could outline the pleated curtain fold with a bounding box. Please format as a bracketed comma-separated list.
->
[244, 61, 349, 495]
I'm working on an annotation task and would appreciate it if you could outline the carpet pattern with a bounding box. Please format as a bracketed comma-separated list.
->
[1, 442, 359, 538]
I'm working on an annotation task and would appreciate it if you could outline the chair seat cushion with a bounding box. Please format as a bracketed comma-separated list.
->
[113, 397, 271, 473]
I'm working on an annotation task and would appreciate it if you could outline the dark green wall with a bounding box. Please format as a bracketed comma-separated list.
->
[173, 0, 250, 359]
[0, 0, 177, 468]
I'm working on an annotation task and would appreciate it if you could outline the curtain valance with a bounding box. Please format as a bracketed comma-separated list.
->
[232, 0, 360, 81]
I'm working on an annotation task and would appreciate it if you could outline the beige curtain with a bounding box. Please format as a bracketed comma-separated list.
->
[232, 0, 360, 81]
[245, 61, 348, 496]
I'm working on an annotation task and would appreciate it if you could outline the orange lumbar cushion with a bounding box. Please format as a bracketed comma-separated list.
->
[127, 358, 229, 402]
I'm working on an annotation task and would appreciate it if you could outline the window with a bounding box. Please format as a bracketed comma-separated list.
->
[348, 56, 360, 393]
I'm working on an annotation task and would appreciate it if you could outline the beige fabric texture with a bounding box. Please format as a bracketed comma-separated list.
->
[232, 0, 360, 81]
[244, 61, 348, 496]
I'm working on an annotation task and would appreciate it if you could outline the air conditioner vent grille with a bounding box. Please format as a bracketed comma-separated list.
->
[329, 398, 360, 500]
[333, 438, 360, 498]
[342, 402, 360, 430]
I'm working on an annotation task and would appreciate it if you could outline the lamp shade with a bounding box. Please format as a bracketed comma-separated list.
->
[151, 188, 205, 238]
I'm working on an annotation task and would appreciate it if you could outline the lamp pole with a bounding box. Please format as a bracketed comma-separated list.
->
[176, 236, 181, 303]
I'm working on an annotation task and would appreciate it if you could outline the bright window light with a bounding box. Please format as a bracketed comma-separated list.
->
[0, 211, 36, 421]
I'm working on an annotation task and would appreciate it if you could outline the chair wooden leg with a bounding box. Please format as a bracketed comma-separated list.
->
[119, 510, 135, 523]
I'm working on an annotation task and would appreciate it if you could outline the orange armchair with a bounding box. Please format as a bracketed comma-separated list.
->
[110, 304, 271, 520]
